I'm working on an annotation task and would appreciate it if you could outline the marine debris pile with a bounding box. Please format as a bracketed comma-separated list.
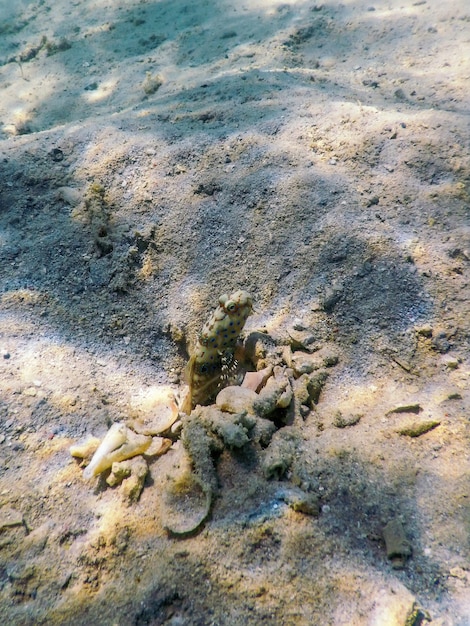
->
[70, 290, 339, 535]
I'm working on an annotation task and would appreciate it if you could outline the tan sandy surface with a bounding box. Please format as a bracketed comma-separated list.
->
[0, 0, 469, 624]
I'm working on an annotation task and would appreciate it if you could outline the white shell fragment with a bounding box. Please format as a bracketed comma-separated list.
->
[128, 386, 179, 435]
[82, 422, 151, 480]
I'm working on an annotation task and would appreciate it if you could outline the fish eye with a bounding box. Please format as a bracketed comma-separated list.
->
[226, 301, 238, 312]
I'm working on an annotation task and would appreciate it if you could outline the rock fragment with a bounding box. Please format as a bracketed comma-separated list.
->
[262, 430, 300, 480]
[398, 420, 440, 438]
[57, 186, 82, 206]
[322, 286, 342, 312]
[441, 354, 459, 370]
[287, 329, 318, 352]
[243, 331, 276, 367]
[306, 370, 329, 405]
[431, 331, 451, 353]
[383, 518, 412, 568]
[241, 365, 273, 392]
[251, 417, 277, 447]
[253, 376, 292, 417]
[293, 374, 311, 407]
[70, 436, 101, 461]
[415, 324, 433, 338]
[291, 349, 338, 376]
[278, 488, 320, 516]
[216, 386, 258, 414]
[333, 411, 362, 428]
[387, 403, 422, 415]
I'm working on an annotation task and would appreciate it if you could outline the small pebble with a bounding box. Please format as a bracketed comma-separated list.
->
[333, 412, 362, 428]
[441, 355, 459, 369]
[431, 333, 451, 353]
[288, 330, 317, 351]
[57, 186, 81, 206]
[415, 324, 433, 338]
[446, 392, 462, 401]
[394, 88, 407, 100]
[365, 196, 380, 207]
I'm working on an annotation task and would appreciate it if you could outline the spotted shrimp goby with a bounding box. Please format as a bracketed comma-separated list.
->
[183, 290, 253, 412]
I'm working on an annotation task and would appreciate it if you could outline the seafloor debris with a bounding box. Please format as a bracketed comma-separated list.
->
[215, 385, 258, 414]
[405, 603, 432, 626]
[82, 423, 151, 480]
[262, 428, 301, 480]
[128, 386, 179, 436]
[142, 71, 163, 95]
[69, 436, 101, 462]
[277, 487, 320, 516]
[383, 518, 412, 569]
[333, 411, 362, 428]
[397, 420, 440, 438]
[386, 403, 422, 415]
[71, 290, 338, 538]
[164, 332, 334, 537]
[106, 457, 149, 505]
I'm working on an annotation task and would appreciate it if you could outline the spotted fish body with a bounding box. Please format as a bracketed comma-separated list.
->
[187, 290, 253, 409]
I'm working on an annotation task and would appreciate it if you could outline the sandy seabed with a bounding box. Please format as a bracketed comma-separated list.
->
[0, 0, 469, 624]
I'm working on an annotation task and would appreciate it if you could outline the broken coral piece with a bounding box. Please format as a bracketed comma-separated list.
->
[106, 456, 149, 505]
[82, 422, 151, 480]
[70, 435, 101, 461]
[253, 376, 292, 417]
[262, 429, 300, 480]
